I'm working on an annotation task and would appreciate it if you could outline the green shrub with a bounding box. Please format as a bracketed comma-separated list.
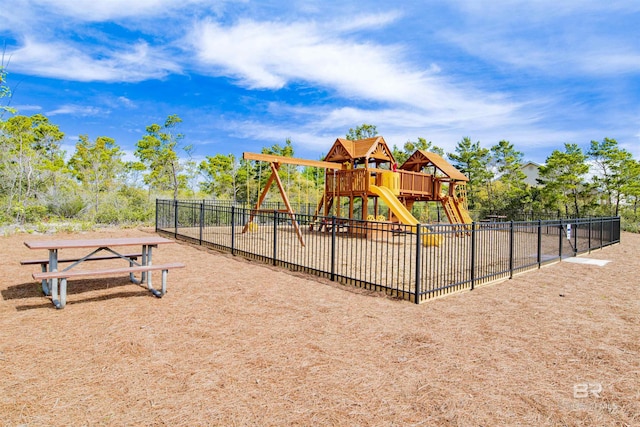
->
[93, 187, 154, 225]
[24, 205, 48, 223]
[49, 195, 86, 218]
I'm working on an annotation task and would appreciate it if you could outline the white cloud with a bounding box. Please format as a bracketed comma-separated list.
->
[19, 0, 227, 21]
[228, 120, 330, 152]
[117, 96, 136, 108]
[59, 142, 77, 159]
[47, 104, 104, 116]
[185, 85, 636, 164]
[200, 100, 576, 163]
[187, 17, 520, 120]
[621, 139, 640, 160]
[447, 0, 640, 20]
[446, 32, 640, 77]
[194, 18, 402, 93]
[11, 104, 42, 112]
[8, 38, 181, 82]
[441, 0, 640, 76]
[580, 51, 640, 75]
[0, 7, 25, 32]
[331, 11, 402, 33]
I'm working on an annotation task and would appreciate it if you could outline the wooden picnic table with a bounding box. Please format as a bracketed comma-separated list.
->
[23, 236, 183, 309]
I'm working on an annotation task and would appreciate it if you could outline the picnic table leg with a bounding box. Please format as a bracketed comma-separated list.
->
[128, 246, 147, 285]
[144, 246, 165, 298]
[50, 275, 59, 307]
[127, 254, 137, 283]
[161, 270, 167, 296]
[147, 269, 167, 298]
[122, 244, 164, 297]
[48, 249, 64, 308]
[55, 278, 67, 309]
[142, 244, 149, 284]
[47, 249, 58, 301]
[146, 246, 159, 297]
[39, 263, 50, 296]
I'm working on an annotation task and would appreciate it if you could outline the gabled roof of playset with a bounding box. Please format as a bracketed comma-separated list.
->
[400, 150, 469, 182]
[323, 137, 396, 165]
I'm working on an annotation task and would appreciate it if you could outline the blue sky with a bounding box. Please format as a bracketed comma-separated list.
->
[2, 0, 639, 165]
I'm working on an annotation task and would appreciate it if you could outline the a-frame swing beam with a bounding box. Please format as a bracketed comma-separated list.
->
[243, 152, 342, 170]
[242, 162, 306, 246]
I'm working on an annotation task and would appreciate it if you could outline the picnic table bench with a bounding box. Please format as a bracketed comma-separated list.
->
[22, 236, 185, 309]
[21, 252, 143, 290]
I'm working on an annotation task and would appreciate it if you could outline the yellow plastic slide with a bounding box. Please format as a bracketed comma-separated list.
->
[370, 185, 442, 246]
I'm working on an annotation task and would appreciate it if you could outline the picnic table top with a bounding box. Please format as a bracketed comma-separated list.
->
[24, 236, 174, 250]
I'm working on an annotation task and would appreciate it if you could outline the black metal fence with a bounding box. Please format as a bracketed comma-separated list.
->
[156, 199, 620, 303]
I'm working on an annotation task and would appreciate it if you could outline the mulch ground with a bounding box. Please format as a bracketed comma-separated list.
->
[1, 227, 638, 426]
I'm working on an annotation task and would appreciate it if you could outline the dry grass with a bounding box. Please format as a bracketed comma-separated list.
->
[1, 227, 638, 426]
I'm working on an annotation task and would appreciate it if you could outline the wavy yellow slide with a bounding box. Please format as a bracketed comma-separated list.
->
[370, 185, 442, 246]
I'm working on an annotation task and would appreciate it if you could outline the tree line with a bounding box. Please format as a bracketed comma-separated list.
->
[348, 125, 640, 226]
[1, 69, 639, 230]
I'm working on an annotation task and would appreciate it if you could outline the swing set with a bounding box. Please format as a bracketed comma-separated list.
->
[241, 152, 341, 246]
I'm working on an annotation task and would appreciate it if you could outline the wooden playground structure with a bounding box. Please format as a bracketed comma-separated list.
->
[242, 136, 473, 246]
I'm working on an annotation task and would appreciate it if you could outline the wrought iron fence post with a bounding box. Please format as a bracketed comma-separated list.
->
[509, 220, 514, 278]
[330, 216, 336, 281]
[559, 219, 563, 259]
[231, 206, 235, 256]
[414, 224, 422, 304]
[588, 217, 592, 253]
[199, 201, 204, 244]
[155, 199, 159, 232]
[174, 199, 178, 238]
[600, 217, 604, 248]
[273, 210, 278, 266]
[537, 219, 542, 267]
[470, 222, 476, 290]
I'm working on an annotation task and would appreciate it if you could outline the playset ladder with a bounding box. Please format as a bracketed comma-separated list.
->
[441, 196, 463, 225]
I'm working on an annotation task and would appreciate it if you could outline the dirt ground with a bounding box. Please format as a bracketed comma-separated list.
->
[1, 227, 638, 426]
